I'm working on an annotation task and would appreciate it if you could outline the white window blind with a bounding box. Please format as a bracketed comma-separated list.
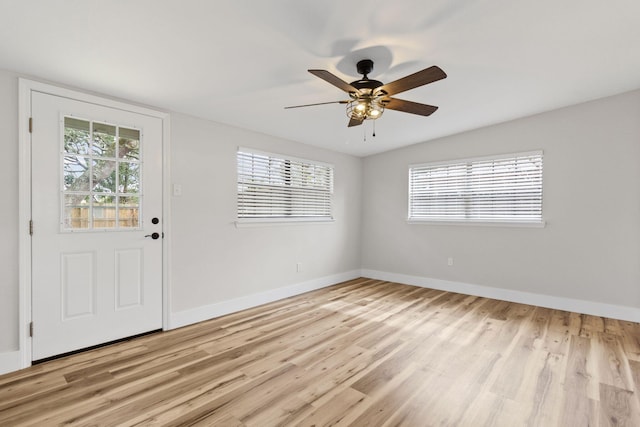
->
[409, 151, 543, 224]
[237, 148, 334, 221]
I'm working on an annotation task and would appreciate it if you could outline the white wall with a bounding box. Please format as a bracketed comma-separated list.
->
[0, 69, 19, 353]
[362, 89, 640, 309]
[169, 113, 363, 321]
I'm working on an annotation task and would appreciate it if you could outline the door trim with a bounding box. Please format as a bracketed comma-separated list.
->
[18, 78, 172, 368]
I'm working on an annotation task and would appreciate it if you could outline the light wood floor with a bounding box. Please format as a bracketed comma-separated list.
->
[2, 278, 640, 426]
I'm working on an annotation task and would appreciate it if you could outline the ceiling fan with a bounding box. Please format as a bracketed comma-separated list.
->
[285, 59, 447, 127]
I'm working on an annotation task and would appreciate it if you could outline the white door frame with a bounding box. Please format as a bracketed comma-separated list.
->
[18, 78, 172, 368]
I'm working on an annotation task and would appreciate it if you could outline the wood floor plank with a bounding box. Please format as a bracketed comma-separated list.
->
[599, 383, 640, 426]
[291, 387, 368, 427]
[594, 332, 635, 392]
[579, 314, 606, 339]
[123, 371, 249, 426]
[562, 334, 601, 425]
[1, 277, 640, 426]
[349, 364, 431, 426]
[629, 360, 640, 407]
[521, 350, 566, 426]
[620, 323, 640, 362]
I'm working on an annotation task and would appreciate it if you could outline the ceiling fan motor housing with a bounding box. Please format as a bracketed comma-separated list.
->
[352, 59, 384, 94]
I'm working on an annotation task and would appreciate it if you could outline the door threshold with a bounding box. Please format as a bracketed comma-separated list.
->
[33, 329, 162, 365]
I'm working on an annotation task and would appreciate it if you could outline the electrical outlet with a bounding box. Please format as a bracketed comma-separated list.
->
[447, 257, 454, 266]
[296, 262, 302, 272]
[173, 184, 182, 197]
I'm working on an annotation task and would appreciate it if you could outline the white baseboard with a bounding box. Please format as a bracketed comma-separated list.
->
[362, 269, 640, 323]
[168, 270, 362, 329]
[0, 350, 21, 376]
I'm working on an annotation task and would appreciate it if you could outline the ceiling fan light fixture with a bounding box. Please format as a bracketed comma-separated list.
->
[346, 97, 384, 120]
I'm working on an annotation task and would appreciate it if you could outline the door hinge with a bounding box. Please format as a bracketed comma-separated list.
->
[29, 322, 33, 337]
[29, 220, 33, 236]
[29, 117, 33, 133]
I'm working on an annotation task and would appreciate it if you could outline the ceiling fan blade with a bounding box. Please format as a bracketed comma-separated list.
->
[309, 70, 358, 93]
[348, 116, 364, 127]
[378, 66, 447, 96]
[284, 100, 348, 109]
[383, 98, 439, 116]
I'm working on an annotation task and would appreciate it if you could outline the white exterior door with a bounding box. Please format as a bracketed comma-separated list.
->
[31, 91, 163, 360]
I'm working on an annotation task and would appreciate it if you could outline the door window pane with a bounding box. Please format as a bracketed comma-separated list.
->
[64, 118, 91, 155]
[64, 155, 90, 191]
[118, 162, 140, 193]
[92, 160, 117, 193]
[119, 128, 140, 160]
[93, 123, 117, 157]
[64, 194, 90, 229]
[119, 196, 139, 228]
[93, 196, 116, 228]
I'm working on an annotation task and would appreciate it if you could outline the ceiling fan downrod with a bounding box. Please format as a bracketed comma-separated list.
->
[356, 59, 374, 79]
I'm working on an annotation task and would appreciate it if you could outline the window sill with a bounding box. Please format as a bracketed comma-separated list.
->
[235, 217, 335, 228]
[406, 219, 546, 228]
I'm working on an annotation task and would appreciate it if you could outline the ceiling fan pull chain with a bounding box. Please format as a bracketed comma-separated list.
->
[373, 120, 376, 137]
[363, 122, 367, 142]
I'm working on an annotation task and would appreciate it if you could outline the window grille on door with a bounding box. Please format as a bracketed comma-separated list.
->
[62, 116, 142, 230]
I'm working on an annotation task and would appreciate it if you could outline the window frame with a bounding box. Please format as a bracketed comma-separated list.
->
[236, 147, 335, 226]
[407, 150, 545, 227]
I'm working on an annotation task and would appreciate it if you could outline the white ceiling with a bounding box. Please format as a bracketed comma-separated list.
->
[2, 1, 640, 157]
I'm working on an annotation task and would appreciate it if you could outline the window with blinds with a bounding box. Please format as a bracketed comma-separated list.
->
[237, 148, 334, 221]
[408, 151, 543, 224]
